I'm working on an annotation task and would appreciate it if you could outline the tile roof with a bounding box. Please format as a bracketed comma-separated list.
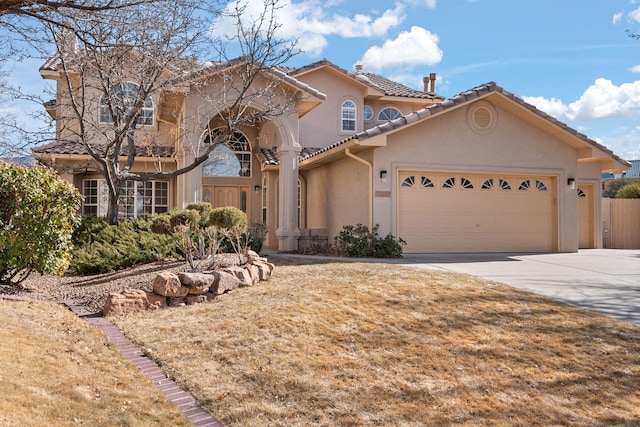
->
[31, 140, 175, 158]
[300, 81, 631, 168]
[286, 59, 443, 101]
[257, 147, 322, 165]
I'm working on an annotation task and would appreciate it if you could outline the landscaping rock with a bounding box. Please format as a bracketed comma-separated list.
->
[153, 271, 188, 297]
[211, 271, 240, 295]
[248, 260, 272, 280]
[103, 289, 166, 316]
[246, 264, 260, 285]
[178, 272, 216, 295]
[167, 297, 186, 307]
[185, 294, 208, 305]
[223, 266, 252, 287]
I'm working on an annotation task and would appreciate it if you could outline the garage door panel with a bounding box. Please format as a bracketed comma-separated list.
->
[398, 172, 555, 253]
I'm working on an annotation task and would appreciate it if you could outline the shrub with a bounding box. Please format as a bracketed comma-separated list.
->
[151, 206, 223, 271]
[333, 224, 406, 258]
[0, 164, 81, 285]
[616, 183, 640, 199]
[209, 206, 248, 231]
[70, 216, 179, 274]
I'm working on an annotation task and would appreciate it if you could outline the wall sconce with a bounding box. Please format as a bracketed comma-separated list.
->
[567, 178, 575, 190]
[380, 170, 387, 182]
[254, 185, 260, 193]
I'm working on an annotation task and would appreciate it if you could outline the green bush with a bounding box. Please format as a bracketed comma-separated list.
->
[70, 216, 179, 274]
[209, 206, 248, 232]
[0, 164, 81, 285]
[333, 224, 406, 258]
[616, 183, 640, 199]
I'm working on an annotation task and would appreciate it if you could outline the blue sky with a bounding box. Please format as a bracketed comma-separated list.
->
[4, 0, 640, 161]
[212, 0, 640, 161]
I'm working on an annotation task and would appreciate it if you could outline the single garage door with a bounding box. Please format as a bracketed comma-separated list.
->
[577, 185, 594, 249]
[398, 171, 556, 253]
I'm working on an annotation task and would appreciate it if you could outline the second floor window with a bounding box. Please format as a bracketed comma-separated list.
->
[341, 100, 356, 132]
[377, 106, 402, 122]
[99, 82, 154, 126]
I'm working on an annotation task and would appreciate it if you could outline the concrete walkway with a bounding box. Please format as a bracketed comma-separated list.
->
[394, 249, 640, 326]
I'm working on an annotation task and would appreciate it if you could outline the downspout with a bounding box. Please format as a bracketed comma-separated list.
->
[345, 147, 373, 230]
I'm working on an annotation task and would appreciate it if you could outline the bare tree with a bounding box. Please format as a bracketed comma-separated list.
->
[46, 0, 299, 223]
[0, 0, 171, 159]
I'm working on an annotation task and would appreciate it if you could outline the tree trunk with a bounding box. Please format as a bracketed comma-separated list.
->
[106, 182, 122, 225]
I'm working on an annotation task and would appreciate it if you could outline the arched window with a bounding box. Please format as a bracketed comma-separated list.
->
[377, 107, 402, 122]
[202, 129, 252, 177]
[99, 82, 153, 126]
[341, 100, 356, 132]
[363, 105, 374, 121]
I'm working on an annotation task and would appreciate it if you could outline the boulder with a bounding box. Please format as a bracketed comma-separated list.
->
[223, 266, 252, 287]
[153, 272, 188, 297]
[246, 264, 260, 285]
[103, 289, 166, 316]
[248, 260, 272, 280]
[211, 271, 240, 295]
[178, 272, 216, 295]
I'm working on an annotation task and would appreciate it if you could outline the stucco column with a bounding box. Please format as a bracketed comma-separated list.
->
[276, 143, 302, 251]
[175, 145, 201, 208]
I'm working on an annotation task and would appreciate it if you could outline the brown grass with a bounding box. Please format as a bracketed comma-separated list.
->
[111, 259, 640, 426]
[0, 299, 192, 427]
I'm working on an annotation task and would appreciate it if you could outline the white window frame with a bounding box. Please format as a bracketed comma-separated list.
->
[341, 100, 357, 132]
[82, 179, 168, 218]
[202, 129, 252, 177]
[377, 106, 402, 122]
[99, 82, 154, 127]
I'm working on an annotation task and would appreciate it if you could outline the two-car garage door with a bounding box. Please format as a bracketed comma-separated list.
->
[398, 171, 556, 253]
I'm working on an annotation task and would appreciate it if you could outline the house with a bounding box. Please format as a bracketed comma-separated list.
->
[32, 58, 630, 253]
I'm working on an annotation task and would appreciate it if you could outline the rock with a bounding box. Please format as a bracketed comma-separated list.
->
[248, 260, 272, 280]
[153, 272, 188, 297]
[178, 272, 216, 295]
[223, 266, 252, 287]
[167, 297, 186, 307]
[211, 271, 240, 294]
[103, 289, 166, 316]
[185, 294, 209, 305]
[246, 264, 260, 285]
[247, 250, 260, 260]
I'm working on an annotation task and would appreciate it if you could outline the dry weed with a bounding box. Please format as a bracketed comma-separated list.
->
[0, 300, 191, 427]
[112, 260, 640, 426]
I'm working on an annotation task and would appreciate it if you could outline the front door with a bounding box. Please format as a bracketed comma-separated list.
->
[203, 185, 250, 216]
[578, 185, 594, 249]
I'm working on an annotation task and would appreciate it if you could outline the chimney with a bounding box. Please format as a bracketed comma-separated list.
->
[355, 64, 363, 74]
[429, 72, 436, 93]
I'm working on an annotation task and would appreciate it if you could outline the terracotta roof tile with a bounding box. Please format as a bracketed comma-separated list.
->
[300, 81, 630, 167]
[258, 147, 323, 165]
[31, 140, 174, 158]
[287, 59, 444, 101]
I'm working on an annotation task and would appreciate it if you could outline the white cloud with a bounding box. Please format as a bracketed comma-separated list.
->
[402, 0, 437, 8]
[522, 96, 568, 119]
[612, 12, 623, 24]
[566, 78, 640, 121]
[210, 0, 405, 57]
[358, 26, 443, 72]
[630, 7, 640, 23]
[631, 65, 640, 73]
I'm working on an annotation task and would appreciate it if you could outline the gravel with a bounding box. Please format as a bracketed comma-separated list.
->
[0, 255, 246, 315]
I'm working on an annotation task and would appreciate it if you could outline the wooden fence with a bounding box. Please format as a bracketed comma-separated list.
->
[602, 198, 640, 249]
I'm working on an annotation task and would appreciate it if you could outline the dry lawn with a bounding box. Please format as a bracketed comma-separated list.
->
[0, 299, 192, 427]
[112, 258, 640, 426]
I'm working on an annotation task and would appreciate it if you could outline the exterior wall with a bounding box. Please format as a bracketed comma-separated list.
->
[296, 68, 365, 148]
[371, 99, 582, 252]
[305, 155, 370, 241]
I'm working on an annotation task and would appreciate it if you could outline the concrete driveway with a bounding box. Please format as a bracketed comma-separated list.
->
[396, 249, 640, 326]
